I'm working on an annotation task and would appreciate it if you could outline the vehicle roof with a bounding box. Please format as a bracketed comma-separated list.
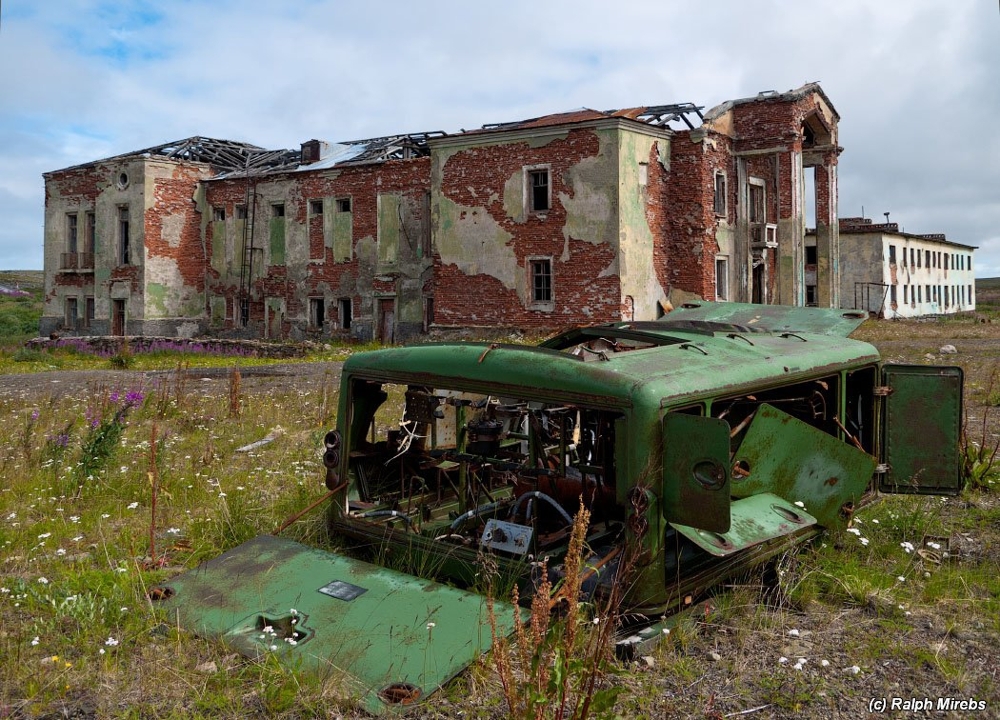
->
[343, 328, 880, 409]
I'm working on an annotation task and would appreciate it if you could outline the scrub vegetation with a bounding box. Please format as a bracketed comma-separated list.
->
[0, 277, 999, 717]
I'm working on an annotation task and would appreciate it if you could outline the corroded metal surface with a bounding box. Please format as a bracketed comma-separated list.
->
[154, 535, 518, 716]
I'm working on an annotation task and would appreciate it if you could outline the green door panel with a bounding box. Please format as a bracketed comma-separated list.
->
[671, 492, 817, 557]
[730, 403, 875, 530]
[662, 413, 731, 533]
[154, 535, 519, 715]
[881, 364, 963, 495]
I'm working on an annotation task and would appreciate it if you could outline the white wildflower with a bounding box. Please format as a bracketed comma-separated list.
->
[104, 637, 119, 647]
[126, 502, 139, 510]
[37, 577, 49, 585]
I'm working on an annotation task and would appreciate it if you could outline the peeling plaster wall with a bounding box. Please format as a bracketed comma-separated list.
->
[203, 157, 431, 340]
[617, 129, 671, 320]
[430, 122, 658, 330]
[142, 160, 214, 336]
[42, 158, 151, 335]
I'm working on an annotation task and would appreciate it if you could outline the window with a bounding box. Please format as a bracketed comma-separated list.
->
[748, 182, 765, 224]
[66, 213, 78, 254]
[212, 206, 225, 221]
[272, 203, 285, 218]
[910, 248, 915, 267]
[805, 285, 818, 306]
[309, 199, 324, 216]
[527, 168, 550, 213]
[890, 285, 897, 304]
[926, 285, 931, 302]
[805, 245, 818, 266]
[64, 297, 78, 330]
[638, 162, 648, 187]
[336, 197, 352, 213]
[715, 257, 729, 301]
[84, 212, 95, 256]
[309, 297, 325, 328]
[118, 206, 130, 265]
[903, 285, 908, 303]
[339, 297, 352, 330]
[917, 286, 922, 302]
[925, 250, 930, 268]
[888, 245, 896, 264]
[529, 258, 553, 305]
[713, 172, 727, 216]
[916, 250, 921, 268]
[236, 205, 247, 220]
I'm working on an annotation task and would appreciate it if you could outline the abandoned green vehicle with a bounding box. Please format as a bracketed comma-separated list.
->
[158, 303, 963, 713]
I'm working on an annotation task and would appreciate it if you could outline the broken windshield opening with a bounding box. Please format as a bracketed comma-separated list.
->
[342, 378, 624, 555]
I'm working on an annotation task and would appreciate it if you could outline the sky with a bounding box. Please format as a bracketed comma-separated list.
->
[0, 0, 997, 276]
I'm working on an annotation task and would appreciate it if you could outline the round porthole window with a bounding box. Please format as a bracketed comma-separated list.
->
[117, 171, 130, 190]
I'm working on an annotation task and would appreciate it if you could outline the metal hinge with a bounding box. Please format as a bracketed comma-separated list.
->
[873, 386, 893, 397]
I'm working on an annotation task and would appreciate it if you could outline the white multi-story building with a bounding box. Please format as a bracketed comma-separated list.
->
[838, 217, 975, 318]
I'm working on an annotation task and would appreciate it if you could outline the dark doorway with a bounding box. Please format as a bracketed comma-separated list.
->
[378, 298, 395, 344]
[112, 298, 126, 336]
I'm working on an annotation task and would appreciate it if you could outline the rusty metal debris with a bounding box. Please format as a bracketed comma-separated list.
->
[162, 302, 964, 713]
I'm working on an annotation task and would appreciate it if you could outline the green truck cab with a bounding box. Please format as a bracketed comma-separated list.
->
[159, 303, 962, 712]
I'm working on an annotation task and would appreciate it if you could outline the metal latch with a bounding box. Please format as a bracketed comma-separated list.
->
[873, 386, 893, 397]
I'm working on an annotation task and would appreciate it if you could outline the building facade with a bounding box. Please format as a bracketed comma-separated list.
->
[40, 84, 873, 340]
[838, 217, 976, 318]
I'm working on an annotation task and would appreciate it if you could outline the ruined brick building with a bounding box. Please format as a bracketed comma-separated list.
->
[42, 83, 853, 340]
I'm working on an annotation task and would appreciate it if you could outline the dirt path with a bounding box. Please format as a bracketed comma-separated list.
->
[0, 361, 346, 402]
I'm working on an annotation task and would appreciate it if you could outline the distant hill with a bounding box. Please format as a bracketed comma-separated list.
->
[976, 277, 1000, 290]
[0, 270, 43, 292]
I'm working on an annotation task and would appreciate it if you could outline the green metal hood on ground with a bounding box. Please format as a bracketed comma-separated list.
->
[154, 536, 519, 715]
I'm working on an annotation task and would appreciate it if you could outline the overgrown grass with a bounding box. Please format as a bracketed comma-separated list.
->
[0, 370, 336, 717]
[1, 309, 1000, 716]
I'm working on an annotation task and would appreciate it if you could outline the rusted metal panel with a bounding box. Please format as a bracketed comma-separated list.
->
[729, 403, 875, 529]
[660, 301, 868, 337]
[153, 535, 518, 715]
[662, 413, 731, 532]
[880, 365, 963, 495]
[671, 493, 818, 557]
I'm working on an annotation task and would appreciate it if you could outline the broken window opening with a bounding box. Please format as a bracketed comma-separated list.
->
[888, 245, 896, 265]
[213, 206, 225, 222]
[336, 197, 352, 213]
[805, 285, 818, 306]
[272, 203, 286, 218]
[713, 172, 727, 217]
[66, 213, 78, 254]
[527, 168, 550, 213]
[84, 296, 95, 329]
[338, 297, 352, 331]
[711, 374, 842, 453]
[715, 257, 729, 301]
[236, 205, 248, 220]
[64, 297, 78, 330]
[805, 246, 818, 267]
[309, 297, 325, 329]
[118, 206, 130, 265]
[309, 199, 324, 216]
[529, 258, 553, 306]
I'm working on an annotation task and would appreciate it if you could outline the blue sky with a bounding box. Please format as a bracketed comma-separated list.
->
[1, 0, 997, 275]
